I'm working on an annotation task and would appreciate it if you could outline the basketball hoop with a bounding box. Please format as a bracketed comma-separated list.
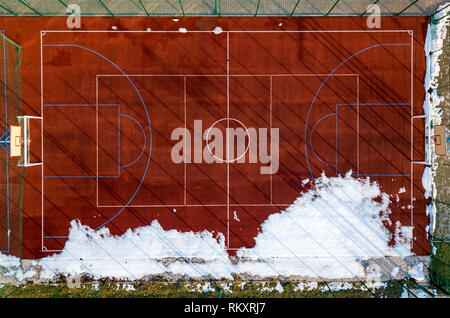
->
[9, 125, 21, 157]
[434, 125, 447, 156]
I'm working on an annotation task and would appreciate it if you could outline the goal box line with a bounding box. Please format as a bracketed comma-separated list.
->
[94, 73, 360, 208]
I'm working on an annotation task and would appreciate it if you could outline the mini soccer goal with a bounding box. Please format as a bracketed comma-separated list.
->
[13, 115, 42, 167]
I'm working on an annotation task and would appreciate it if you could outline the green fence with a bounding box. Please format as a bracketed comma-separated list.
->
[0, 32, 23, 259]
[0, 0, 447, 16]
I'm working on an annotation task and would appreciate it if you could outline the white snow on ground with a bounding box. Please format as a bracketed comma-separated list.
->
[0, 252, 21, 268]
[259, 282, 283, 293]
[422, 2, 450, 237]
[400, 286, 409, 298]
[0, 253, 36, 282]
[186, 282, 215, 293]
[213, 26, 223, 34]
[38, 220, 229, 280]
[422, 166, 432, 198]
[408, 262, 427, 282]
[220, 282, 232, 293]
[178, 27, 187, 33]
[247, 174, 413, 261]
[1, 173, 421, 282]
[328, 282, 353, 292]
[292, 282, 318, 292]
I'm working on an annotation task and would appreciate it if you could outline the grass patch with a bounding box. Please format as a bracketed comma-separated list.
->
[0, 279, 417, 298]
[429, 241, 450, 294]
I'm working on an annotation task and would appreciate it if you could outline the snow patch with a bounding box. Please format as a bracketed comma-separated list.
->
[422, 166, 432, 198]
[213, 27, 223, 34]
[233, 211, 240, 222]
[1, 173, 422, 281]
[423, 2, 450, 237]
[409, 262, 426, 282]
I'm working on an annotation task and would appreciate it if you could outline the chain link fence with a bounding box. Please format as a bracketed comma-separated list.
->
[0, 32, 23, 259]
[0, 0, 447, 16]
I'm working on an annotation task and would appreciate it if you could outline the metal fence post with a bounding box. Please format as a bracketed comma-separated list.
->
[255, 0, 261, 17]
[179, 0, 185, 16]
[138, 0, 150, 16]
[360, 0, 379, 16]
[18, 0, 43, 16]
[325, 0, 340, 16]
[395, 0, 419, 16]
[290, 0, 302, 16]
[0, 4, 18, 16]
[96, 0, 114, 17]
[57, 0, 68, 9]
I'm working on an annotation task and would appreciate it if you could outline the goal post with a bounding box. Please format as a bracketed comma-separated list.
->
[16, 115, 42, 167]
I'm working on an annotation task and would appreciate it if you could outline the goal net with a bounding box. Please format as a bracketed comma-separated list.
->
[16, 115, 42, 167]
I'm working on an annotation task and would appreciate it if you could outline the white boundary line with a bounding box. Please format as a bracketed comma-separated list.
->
[92, 204, 292, 208]
[410, 30, 414, 249]
[96, 73, 99, 208]
[40, 31, 44, 252]
[270, 75, 272, 204]
[41, 30, 414, 33]
[41, 30, 416, 252]
[226, 31, 230, 249]
[94, 73, 359, 209]
[97, 74, 361, 77]
[184, 75, 187, 205]
[357, 74, 360, 178]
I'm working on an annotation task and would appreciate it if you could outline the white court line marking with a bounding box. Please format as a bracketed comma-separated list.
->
[205, 117, 251, 163]
[97, 74, 360, 77]
[227, 31, 230, 249]
[42, 30, 413, 33]
[410, 31, 414, 249]
[94, 73, 358, 208]
[42, 31, 416, 250]
[184, 75, 187, 205]
[270, 76, 272, 204]
[357, 74, 360, 178]
[96, 74, 99, 208]
[40, 31, 44, 252]
[97, 204, 292, 208]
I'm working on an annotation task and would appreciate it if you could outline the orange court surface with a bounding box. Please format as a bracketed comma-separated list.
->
[0, 16, 430, 259]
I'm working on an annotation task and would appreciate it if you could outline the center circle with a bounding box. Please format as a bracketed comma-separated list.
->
[205, 117, 251, 163]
